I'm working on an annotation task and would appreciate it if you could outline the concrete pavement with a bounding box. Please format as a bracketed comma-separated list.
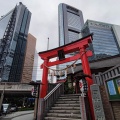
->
[12, 113, 34, 120]
[0, 110, 34, 120]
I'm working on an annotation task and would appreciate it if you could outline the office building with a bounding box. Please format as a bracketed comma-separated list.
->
[32, 49, 38, 81]
[57, 3, 84, 74]
[58, 3, 84, 46]
[82, 20, 120, 60]
[21, 33, 36, 83]
[0, 2, 31, 82]
[112, 25, 120, 48]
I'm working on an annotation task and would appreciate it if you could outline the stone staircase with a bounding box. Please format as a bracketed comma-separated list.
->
[44, 94, 81, 120]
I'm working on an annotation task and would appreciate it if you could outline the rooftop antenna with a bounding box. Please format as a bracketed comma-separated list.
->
[47, 37, 49, 50]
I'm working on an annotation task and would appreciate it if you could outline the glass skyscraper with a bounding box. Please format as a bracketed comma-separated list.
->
[0, 2, 31, 82]
[82, 20, 120, 61]
[57, 3, 84, 79]
[58, 3, 84, 46]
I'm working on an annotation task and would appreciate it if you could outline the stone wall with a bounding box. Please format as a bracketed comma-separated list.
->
[111, 101, 120, 120]
[99, 85, 114, 120]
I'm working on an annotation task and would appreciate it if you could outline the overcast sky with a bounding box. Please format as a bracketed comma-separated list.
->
[0, 0, 120, 80]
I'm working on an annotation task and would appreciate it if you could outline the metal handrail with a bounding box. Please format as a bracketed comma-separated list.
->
[44, 83, 62, 100]
[40, 83, 64, 119]
[47, 83, 57, 93]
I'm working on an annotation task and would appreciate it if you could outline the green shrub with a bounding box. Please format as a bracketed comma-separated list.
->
[18, 107, 34, 111]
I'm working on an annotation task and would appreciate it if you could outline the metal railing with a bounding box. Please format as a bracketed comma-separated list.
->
[92, 64, 120, 84]
[102, 64, 120, 81]
[40, 83, 64, 119]
[47, 83, 57, 93]
[92, 72, 104, 85]
[0, 82, 32, 91]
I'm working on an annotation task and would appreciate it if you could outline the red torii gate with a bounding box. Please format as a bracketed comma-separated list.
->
[39, 34, 95, 120]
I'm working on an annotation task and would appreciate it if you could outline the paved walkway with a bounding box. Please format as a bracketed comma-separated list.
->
[12, 113, 34, 120]
[0, 110, 34, 120]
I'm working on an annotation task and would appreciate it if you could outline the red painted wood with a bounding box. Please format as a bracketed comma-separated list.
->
[39, 36, 92, 59]
[40, 50, 93, 68]
[40, 59, 49, 98]
[39, 34, 95, 120]
[80, 47, 95, 120]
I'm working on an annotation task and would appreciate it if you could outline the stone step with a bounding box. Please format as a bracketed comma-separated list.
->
[51, 106, 80, 110]
[54, 103, 80, 107]
[44, 94, 81, 120]
[49, 109, 80, 114]
[46, 113, 81, 118]
[58, 98, 79, 101]
[61, 94, 81, 96]
[56, 101, 80, 104]
[44, 117, 81, 120]
[59, 96, 79, 99]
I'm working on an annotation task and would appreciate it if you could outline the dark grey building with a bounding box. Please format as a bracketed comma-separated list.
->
[82, 20, 120, 61]
[0, 2, 31, 82]
[58, 3, 84, 46]
[57, 3, 84, 79]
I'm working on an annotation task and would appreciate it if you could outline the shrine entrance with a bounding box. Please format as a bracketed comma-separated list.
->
[39, 34, 95, 120]
[63, 75, 75, 94]
[63, 73, 88, 94]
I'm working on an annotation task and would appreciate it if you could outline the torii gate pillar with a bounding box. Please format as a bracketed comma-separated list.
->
[40, 58, 49, 98]
[80, 46, 94, 119]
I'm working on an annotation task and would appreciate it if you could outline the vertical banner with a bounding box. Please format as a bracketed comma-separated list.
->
[90, 84, 106, 120]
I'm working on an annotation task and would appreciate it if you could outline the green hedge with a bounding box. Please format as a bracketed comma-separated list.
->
[18, 107, 34, 111]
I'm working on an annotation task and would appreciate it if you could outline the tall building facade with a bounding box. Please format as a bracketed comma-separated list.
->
[21, 33, 36, 83]
[58, 3, 84, 75]
[58, 3, 84, 46]
[32, 49, 38, 81]
[0, 2, 31, 82]
[82, 20, 120, 60]
[112, 25, 120, 48]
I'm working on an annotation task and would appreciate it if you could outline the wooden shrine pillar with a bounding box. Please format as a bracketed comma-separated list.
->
[40, 58, 49, 98]
[80, 46, 95, 120]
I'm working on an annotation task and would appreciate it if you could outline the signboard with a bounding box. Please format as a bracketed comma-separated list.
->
[107, 80, 116, 95]
[116, 79, 120, 94]
[106, 78, 120, 100]
[31, 86, 38, 97]
[90, 84, 106, 120]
